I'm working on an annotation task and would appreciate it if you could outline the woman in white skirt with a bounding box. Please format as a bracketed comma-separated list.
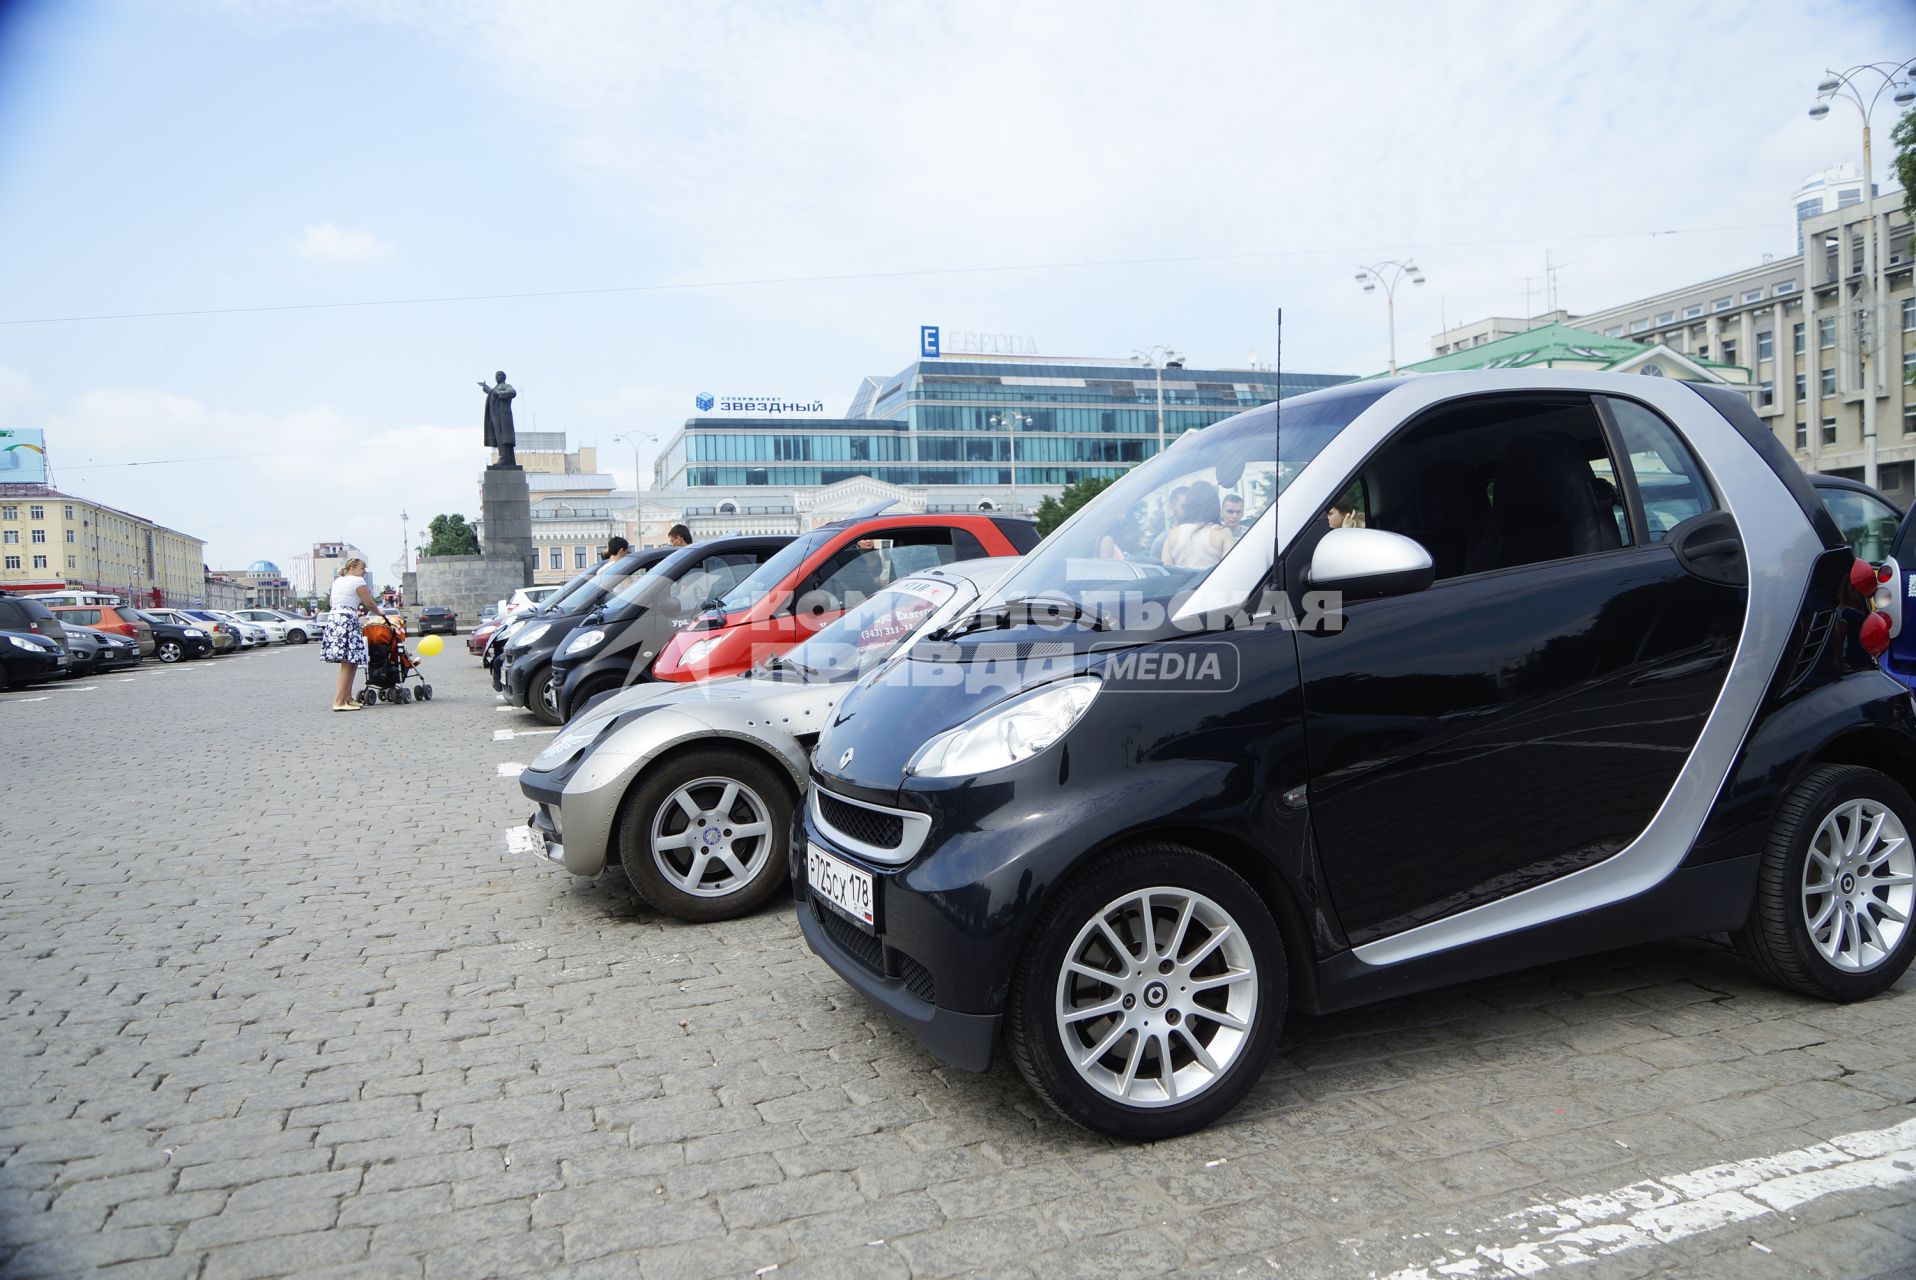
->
[321, 558, 390, 711]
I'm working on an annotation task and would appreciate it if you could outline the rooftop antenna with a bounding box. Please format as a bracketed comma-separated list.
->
[1544, 250, 1571, 315]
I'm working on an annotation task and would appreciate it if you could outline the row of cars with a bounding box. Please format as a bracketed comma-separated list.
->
[496, 372, 1916, 1141]
[0, 592, 321, 689]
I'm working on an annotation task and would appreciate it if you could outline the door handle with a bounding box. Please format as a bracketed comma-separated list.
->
[1667, 512, 1746, 587]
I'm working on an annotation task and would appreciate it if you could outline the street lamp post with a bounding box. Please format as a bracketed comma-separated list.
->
[1355, 260, 1427, 376]
[1810, 60, 1915, 490]
[987, 412, 1032, 514]
[1133, 345, 1185, 459]
[614, 430, 661, 545]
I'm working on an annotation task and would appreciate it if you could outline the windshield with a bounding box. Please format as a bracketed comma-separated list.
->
[779, 574, 975, 681]
[716, 530, 832, 613]
[548, 554, 650, 613]
[987, 385, 1388, 619]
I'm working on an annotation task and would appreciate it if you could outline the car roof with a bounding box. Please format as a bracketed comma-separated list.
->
[817, 511, 1030, 533]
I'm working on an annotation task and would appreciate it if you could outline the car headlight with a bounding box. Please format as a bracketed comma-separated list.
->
[906, 676, 1101, 778]
[530, 717, 611, 771]
[514, 622, 551, 647]
[184, 628, 205, 637]
[8, 635, 41, 650]
[562, 628, 607, 658]
[679, 637, 723, 667]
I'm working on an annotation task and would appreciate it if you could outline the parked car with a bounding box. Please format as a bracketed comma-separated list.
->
[649, 510, 1040, 685]
[519, 558, 1022, 921]
[0, 629, 68, 688]
[796, 372, 1916, 1140]
[0, 593, 70, 651]
[546, 536, 794, 721]
[499, 548, 677, 722]
[479, 602, 499, 624]
[485, 564, 606, 675]
[201, 610, 270, 647]
[46, 603, 154, 656]
[230, 609, 303, 643]
[153, 610, 237, 653]
[134, 610, 215, 662]
[469, 619, 502, 658]
[62, 624, 141, 676]
[1808, 474, 1902, 563]
[416, 605, 458, 635]
[504, 586, 559, 617]
[262, 610, 317, 643]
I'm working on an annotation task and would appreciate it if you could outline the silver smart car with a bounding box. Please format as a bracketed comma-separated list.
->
[516, 557, 1020, 921]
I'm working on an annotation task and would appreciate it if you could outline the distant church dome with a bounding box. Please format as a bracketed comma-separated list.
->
[249, 559, 282, 574]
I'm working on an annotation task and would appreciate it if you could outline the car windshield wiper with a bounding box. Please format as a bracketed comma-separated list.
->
[935, 595, 1111, 641]
[762, 651, 816, 682]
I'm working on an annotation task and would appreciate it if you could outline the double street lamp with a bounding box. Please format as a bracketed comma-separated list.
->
[987, 411, 1032, 514]
[1355, 260, 1427, 376]
[613, 429, 664, 545]
[1133, 345, 1185, 459]
[1809, 60, 1915, 489]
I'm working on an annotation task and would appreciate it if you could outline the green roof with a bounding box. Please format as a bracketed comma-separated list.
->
[1378, 321, 1747, 381]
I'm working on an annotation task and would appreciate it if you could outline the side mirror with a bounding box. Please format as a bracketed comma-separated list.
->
[1307, 527, 1435, 601]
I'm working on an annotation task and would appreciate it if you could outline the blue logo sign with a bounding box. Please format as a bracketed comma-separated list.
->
[694, 392, 715, 411]
[920, 325, 940, 359]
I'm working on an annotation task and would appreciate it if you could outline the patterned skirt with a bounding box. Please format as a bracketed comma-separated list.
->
[320, 609, 369, 666]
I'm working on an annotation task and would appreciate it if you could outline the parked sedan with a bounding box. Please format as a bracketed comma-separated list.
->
[63, 624, 141, 676]
[520, 557, 1021, 921]
[0, 629, 69, 689]
[416, 605, 458, 635]
[798, 372, 1916, 1140]
[469, 619, 502, 658]
[133, 611, 215, 663]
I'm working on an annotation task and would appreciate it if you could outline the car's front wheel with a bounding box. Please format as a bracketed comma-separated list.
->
[1735, 764, 1916, 1001]
[156, 640, 183, 664]
[529, 666, 563, 726]
[1006, 844, 1286, 1140]
[617, 750, 793, 922]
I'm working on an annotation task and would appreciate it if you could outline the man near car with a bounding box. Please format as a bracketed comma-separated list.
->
[602, 536, 629, 562]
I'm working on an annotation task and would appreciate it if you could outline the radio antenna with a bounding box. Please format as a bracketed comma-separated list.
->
[1272, 307, 1282, 602]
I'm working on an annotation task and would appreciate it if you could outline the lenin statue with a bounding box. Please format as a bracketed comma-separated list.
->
[479, 371, 518, 467]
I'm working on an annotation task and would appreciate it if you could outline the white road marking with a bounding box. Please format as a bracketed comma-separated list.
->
[493, 728, 557, 741]
[0, 697, 50, 704]
[1380, 1116, 1916, 1278]
[57, 685, 97, 692]
[494, 705, 516, 712]
[497, 762, 526, 777]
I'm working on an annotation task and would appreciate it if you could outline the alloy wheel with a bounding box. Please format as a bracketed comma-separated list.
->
[648, 776, 774, 898]
[1802, 798, 1914, 973]
[1054, 887, 1258, 1108]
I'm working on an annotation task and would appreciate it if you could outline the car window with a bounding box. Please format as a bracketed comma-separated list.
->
[1339, 393, 1631, 582]
[809, 528, 957, 611]
[1601, 398, 1720, 542]
[1822, 489, 1901, 562]
[672, 552, 766, 612]
[716, 531, 833, 613]
[60, 608, 102, 625]
[782, 575, 974, 681]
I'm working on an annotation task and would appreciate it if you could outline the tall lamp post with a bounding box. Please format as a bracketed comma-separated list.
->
[1355, 259, 1427, 376]
[987, 411, 1032, 514]
[614, 430, 661, 545]
[1133, 345, 1185, 459]
[1810, 60, 1915, 489]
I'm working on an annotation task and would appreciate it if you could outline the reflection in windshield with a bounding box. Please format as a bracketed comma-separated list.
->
[777, 576, 972, 681]
[549, 555, 649, 613]
[986, 384, 1389, 617]
[718, 530, 831, 613]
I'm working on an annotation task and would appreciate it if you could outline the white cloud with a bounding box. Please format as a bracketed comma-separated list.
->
[294, 221, 393, 264]
[0, 366, 37, 412]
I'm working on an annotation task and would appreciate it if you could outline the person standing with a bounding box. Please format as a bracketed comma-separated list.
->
[667, 524, 692, 547]
[603, 536, 630, 561]
[321, 557, 388, 711]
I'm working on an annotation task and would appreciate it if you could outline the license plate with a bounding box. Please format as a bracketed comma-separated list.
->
[808, 846, 876, 931]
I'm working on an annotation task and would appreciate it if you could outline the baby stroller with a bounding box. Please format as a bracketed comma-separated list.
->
[358, 615, 434, 705]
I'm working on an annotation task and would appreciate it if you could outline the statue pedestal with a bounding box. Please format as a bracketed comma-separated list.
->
[481, 464, 536, 588]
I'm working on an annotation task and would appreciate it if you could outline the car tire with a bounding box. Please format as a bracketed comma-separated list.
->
[528, 665, 563, 726]
[617, 750, 794, 923]
[287, 629, 308, 644]
[1733, 764, 1916, 1002]
[156, 640, 183, 664]
[1005, 843, 1287, 1141]
[565, 675, 622, 722]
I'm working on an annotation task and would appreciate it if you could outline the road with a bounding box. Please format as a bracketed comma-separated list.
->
[2, 645, 1912, 1278]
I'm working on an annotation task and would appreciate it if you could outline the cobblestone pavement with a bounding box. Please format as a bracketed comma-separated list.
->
[2, 646, 1912, 1280]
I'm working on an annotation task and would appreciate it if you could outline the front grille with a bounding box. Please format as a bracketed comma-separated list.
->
[818, 792, 904, 849]
[816, 902, 884, 973]
[897, 953, 936, 1003]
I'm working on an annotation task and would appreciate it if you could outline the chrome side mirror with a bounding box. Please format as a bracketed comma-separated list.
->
[1307, 527, 1435, 601]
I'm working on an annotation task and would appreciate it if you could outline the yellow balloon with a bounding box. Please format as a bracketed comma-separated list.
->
[415, 634, 444, 657]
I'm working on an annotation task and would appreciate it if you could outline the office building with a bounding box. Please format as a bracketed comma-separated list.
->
[1793, 163, 1872, 253]
[0, 484, 206, 605]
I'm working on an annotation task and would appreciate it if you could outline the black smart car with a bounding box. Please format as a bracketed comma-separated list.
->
[498, 546, 674, 723]
[796, 370, 1916, 1139]
[133, 610, 215, 663]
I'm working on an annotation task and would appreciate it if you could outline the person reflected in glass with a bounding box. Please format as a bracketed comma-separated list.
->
[1162, 487, 1234, 569]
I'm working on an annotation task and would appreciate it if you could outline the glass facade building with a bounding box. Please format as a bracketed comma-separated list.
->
[655, 355, 1351, 496]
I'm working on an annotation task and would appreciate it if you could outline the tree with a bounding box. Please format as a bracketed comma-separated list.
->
[1895, 106, 1916, 221]
[1033, 476, 1118, 537]
[424, 513, 480, 556]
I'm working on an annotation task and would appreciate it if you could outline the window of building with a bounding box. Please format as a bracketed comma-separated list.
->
[1819, 317, 1837, 349]
[65, 555, 75, 570]
[1822, 417, 1838, 446]
[28, 505, 43, 520]
[0, 506, 12, 520]
[548, 547, 562, 570]
[1887, 470, 1905, 494]
[1757, 331, 1774, 361]
[31, 555, 46, 569]
[1905, 349, 1916, 382]
[1795, 372, 1808, 400]
[1720, 340, 1737, 366]
[1697, 345, 1709, 360]
[1774, 281, 1798, 296]
[3, 555, 17, 570]
[63, 529, 74, 543]
[1794, 323, 1806, 354]
[1822, 368, 1838, 396]
[1904, 297, 1915, 331]
[1655, 312, 1675, 325]
[1630, 319, 1651, 334]
[1796, 420, 1809, 451]
[1684, 304, 1705, 319]
[1604, 326, 1625, 337]
[62, 505, 73, 520]
[1, 530, 13, 544]
[574, 546, 588, 569]
[1742, 289, 1764, 303]
[1906, 404, 1916, 437]
[30, 529, 44, 544]
[1759, 381, 1775, 408]
[1713, 297, 1733, 312]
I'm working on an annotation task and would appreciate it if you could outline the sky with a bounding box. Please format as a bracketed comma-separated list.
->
[0, 0, 1908, 584]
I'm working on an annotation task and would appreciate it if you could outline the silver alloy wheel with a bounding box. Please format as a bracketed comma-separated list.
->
[1803, 798, 1915, 972]
[1055, 887, 1258, 1108]
[539, 673, 559, 717]
[648, 775, 774, 898]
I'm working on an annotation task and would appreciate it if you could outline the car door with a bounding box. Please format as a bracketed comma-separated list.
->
[1291, 392, 1748, 944]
